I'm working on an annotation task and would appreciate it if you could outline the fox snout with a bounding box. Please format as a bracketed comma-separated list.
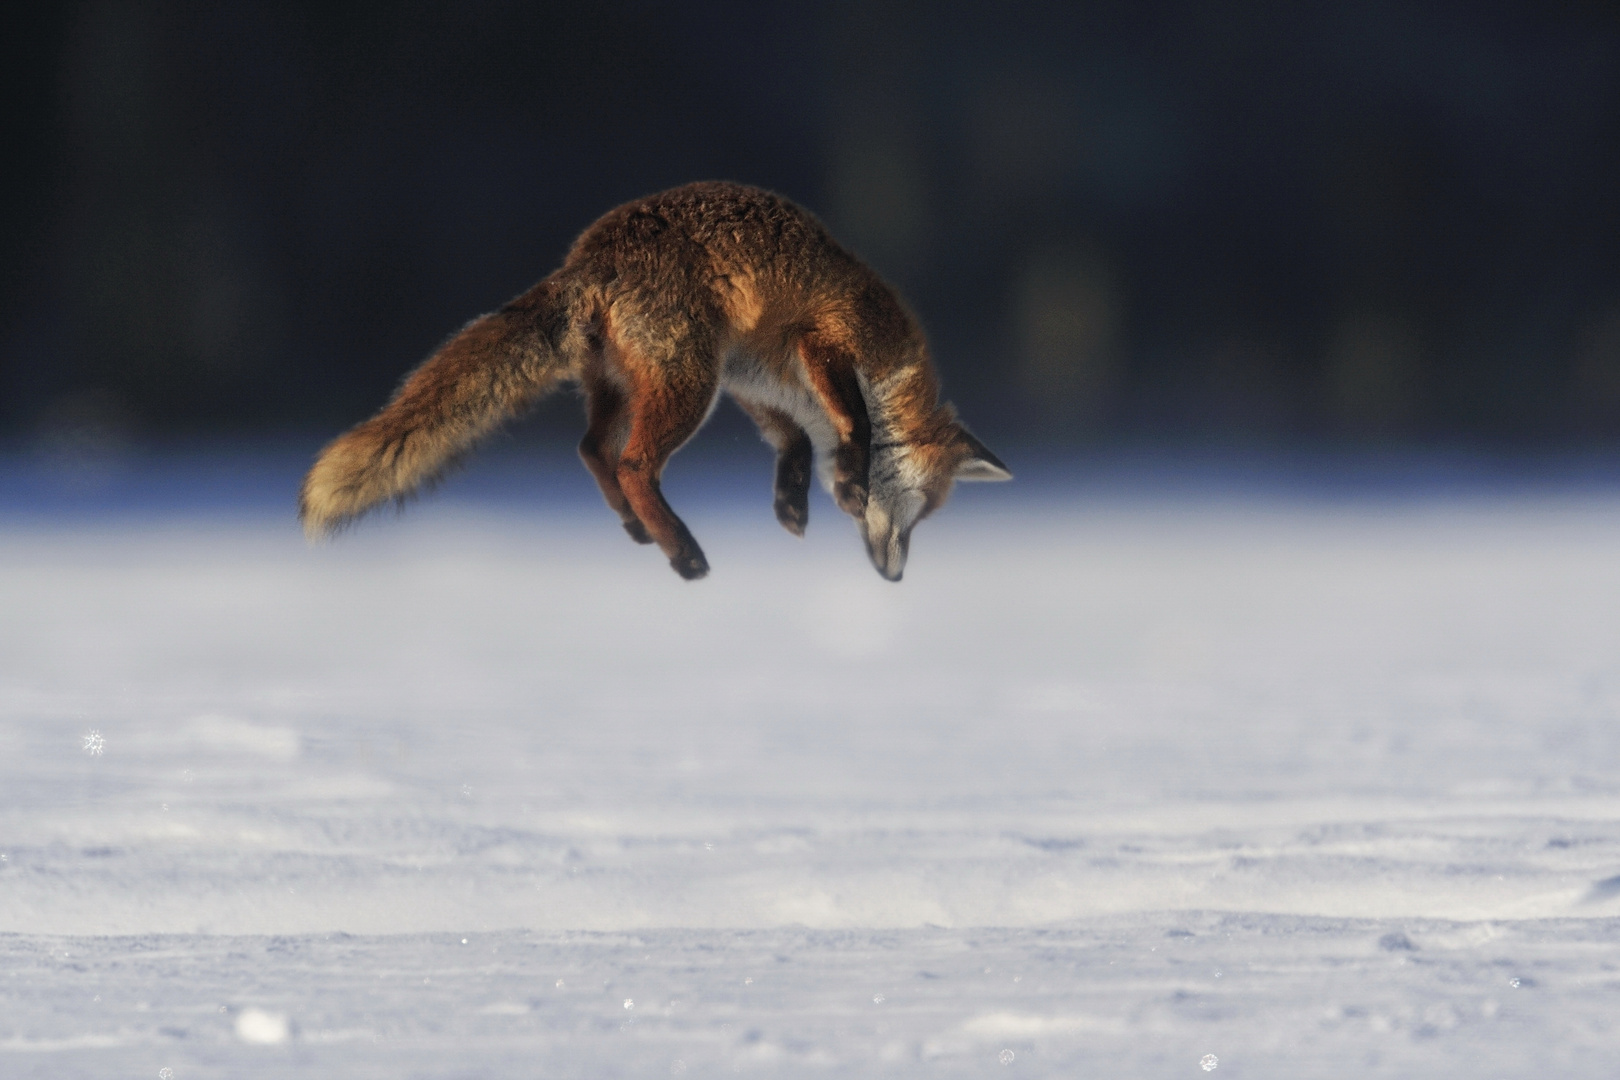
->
[861, 499, 916, 582]
[864, 525, 911, 581]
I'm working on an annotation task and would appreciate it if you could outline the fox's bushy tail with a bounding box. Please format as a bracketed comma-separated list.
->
[299, 275, 578, 539]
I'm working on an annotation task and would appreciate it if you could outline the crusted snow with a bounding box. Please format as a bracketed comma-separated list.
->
[2, 457, 1618, 1076]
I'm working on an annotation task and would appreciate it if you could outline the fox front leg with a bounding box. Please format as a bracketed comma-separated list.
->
[735, 399, 814, 537]
[773, 429, 813, 535]
[798, 332, 872, 519]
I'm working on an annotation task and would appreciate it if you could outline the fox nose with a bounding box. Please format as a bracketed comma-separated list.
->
[864, 525, 909, 582]
[861, 502, 911, 581]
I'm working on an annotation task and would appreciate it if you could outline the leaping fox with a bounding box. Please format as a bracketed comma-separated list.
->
[299, 181, 1010, 580]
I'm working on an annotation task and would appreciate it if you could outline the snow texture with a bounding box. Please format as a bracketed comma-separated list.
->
[3, 451, 1619, 1077]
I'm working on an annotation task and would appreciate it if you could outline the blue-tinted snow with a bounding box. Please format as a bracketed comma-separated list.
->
[3, 448, 1619, 1077]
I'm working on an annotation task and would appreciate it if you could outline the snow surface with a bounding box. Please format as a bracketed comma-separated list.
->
[3, 451, 1620, 1077]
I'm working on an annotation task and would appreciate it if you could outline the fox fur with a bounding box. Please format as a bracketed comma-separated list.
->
[299, 181, 1009, 581]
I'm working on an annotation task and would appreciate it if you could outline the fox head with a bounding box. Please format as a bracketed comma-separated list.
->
[859, 418, 1010, 581]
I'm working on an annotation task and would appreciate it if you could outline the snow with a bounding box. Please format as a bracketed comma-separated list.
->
[3, 451, 1619, 1077]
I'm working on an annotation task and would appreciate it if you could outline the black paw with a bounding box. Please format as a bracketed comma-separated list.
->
[622, 518, 654, 544]
[833, 479, 868, 518]
[670, 548, 710, 580]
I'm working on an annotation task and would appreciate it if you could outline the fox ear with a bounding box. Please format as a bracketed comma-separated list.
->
[953, 424, 1012, 481]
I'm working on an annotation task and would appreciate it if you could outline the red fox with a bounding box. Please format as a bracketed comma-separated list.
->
[299, 181, 1010, 580]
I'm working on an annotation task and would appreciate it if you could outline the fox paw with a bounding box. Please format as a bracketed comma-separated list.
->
[774, 494, 808, 537]
[833, 479, 868, 518]
[670, 549, 710, 580]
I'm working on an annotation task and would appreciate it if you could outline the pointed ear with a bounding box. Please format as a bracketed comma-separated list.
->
[953, 423, 1012, 481]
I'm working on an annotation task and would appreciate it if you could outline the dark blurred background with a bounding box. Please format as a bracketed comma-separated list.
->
[4, 1, 1620, 457]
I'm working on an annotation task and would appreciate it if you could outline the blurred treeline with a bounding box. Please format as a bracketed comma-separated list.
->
[4, 2, 1619, 451]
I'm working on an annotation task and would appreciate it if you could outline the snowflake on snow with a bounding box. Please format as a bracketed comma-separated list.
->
[82, 730, 105, 756]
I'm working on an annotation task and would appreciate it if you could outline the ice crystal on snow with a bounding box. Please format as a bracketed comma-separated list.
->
[1509, 978, 1521, 988]
[235, 1007, 290, 1045]
[158, 1070, 173, 1079]
[82, 730, 104, 755]
[873, 994, 885, 1004]
[623, 999, 634, 1010]
[1000, 1049, 1015, 1064]
[1201, 1054, 1219, 1071]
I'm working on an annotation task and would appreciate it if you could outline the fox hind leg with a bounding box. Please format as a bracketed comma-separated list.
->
[614, 367, 718, 581]
[735, 400, 813, 537]
[578, 377, 652, 544]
